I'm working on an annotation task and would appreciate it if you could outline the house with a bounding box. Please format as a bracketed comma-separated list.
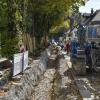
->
[82, 9, 96, 25]
[91, 10, 100, 25]
[82, 9, 100, 42]
[91, 10, 100, 39]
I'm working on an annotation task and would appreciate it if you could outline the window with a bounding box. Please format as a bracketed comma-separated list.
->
[88, 26, 97, 38]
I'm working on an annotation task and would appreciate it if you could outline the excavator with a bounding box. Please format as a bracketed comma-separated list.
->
[71, 25, 100, 75]
[86, 26, 100, 72]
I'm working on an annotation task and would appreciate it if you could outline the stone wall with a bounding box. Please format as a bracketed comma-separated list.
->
[0, 49, 50, 100]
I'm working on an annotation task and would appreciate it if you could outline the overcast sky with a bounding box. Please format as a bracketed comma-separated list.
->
[79, 0, 100, 13]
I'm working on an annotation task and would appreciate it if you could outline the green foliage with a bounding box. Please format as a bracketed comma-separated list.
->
[0, 0, 85, 57]
[0, 33, 1, 57]
[0, 0, 7, 31]
[0, 0, 24, 58]
[1, 32, 19, 58]
[29, 0, 85, 40]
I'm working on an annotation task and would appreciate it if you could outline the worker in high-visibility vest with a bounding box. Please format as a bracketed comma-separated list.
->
[71, 39, 78, 58]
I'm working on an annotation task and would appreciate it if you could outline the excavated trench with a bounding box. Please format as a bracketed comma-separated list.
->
[1, 49, 99, 100]
[51, 56, 82, 100]
[31, 52, 100, 100]
[31, 55, 82, 100]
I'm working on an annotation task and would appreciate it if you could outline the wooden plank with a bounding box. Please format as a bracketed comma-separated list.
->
[75, 79, 91, 99]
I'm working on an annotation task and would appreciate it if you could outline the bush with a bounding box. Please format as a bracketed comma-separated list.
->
[1, 33, 19, 59]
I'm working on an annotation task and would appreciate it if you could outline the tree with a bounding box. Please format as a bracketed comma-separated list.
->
[29, 0, 85, 47]
[0, 0, 85, 57]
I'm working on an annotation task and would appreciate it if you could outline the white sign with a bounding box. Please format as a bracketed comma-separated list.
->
[23, 51, 28, 70]
[13, 53, 23, 76]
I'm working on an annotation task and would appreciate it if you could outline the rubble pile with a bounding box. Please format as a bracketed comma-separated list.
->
[0, 50, 50, 100]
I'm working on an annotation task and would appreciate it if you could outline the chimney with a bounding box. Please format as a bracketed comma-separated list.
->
[91, 8, 94, 15]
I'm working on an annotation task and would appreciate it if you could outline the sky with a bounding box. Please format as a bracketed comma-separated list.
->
[79, 0, 100, 13]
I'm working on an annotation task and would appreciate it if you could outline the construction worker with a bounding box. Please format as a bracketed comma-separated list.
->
[71, 39, 78, 58]
[65, 41, 70, 54]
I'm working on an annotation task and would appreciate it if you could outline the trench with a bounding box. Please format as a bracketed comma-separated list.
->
[31, 55, 82, 100]
[0, 49, 82, 100]
[51, 55, 82, 100]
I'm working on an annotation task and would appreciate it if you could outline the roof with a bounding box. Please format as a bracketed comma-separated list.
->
[91, 10, 100, 25]
[83, 13, 91, 17]
[82, 12, 94, 25]
[82, 10, 100, 25]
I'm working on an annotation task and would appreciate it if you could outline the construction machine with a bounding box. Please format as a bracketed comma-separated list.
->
[71, 25, 100, 75]
[71, 24, 86, 75]
[86, 25, 100, 72]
